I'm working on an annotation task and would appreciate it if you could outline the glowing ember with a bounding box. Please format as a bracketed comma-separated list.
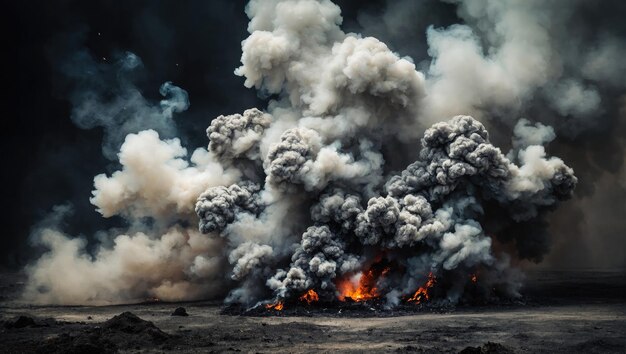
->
[407, 272, 436, 304]
[470, 274, 478, 283]
[299, 289, 319, 304]
[265, 301, 284, 311]
[336, 266, 390, 302]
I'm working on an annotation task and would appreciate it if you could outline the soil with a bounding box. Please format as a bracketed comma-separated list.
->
[0, 270, 624, 353]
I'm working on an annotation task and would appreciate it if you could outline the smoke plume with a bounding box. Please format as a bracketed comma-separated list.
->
[23, 0, 626, 307]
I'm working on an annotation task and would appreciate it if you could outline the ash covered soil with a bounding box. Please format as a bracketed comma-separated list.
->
[1, 270, 624, 353]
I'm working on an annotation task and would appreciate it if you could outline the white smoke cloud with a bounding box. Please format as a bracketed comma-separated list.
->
[511, 118, 555, 149]
[25, 223, 226, 305]
[92, 130, 239, 220]
[24, 130, 240, 305]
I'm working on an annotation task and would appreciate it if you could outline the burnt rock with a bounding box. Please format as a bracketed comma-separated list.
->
[171, 307, 189, 316]
[221, 299, 455, 317]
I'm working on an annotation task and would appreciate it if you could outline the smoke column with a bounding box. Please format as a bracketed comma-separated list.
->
[25, 0, 626, 306]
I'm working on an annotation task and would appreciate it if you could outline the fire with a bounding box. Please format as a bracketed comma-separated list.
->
[470, 273, 478, 283]
[336, 266, 390, 302]
[265, 301, 284, 311]
[407, 272, 436, 304]
[299, 289, 319, 304]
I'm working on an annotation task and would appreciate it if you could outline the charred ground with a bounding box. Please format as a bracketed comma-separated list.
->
[1, 269, 624, 353]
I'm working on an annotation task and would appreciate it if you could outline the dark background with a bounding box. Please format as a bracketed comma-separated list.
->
[1, 0, 259, 267]
[0, 0, 458, 268]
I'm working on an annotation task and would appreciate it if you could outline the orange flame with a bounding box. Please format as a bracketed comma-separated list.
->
[336, 266, 390, 302]
[470, 273, 478, 283]
[265, 301, 284, 311]
[407, 272, 436, 304]
[299, 289, 319, 304]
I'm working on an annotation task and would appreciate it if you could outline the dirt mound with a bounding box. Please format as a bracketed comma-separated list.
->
[5, 315, 37, 329]
[37, 312, 172, 354]
[103, 311, 167, 338]
[459, 342, 513, 354]
[395, 345, 446, 353]
[3, 315, 55, 329]
[171, 307, 189, 316]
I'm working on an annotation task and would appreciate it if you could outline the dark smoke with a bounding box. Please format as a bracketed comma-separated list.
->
[199, 114, 575, 304]
[349, 0, 626, 270]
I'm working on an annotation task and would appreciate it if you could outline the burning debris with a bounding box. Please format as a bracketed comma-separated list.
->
[335, 267, 389, 302]
[299, 289, 320, 305]
[407, 273, 436, 304]
[23, 0, 589, 311]
[265, 302, 284, 311]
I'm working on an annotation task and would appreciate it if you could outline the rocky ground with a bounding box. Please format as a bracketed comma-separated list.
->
[0, 270, 624, 353]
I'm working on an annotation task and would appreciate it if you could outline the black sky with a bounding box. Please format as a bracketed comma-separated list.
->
[1, 0, 261, 267]
[0, 0, 456, 268]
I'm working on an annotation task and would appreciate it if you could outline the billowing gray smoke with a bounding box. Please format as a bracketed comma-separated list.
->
[28, 0, 618, 307]
[198, 114, 575, 304]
